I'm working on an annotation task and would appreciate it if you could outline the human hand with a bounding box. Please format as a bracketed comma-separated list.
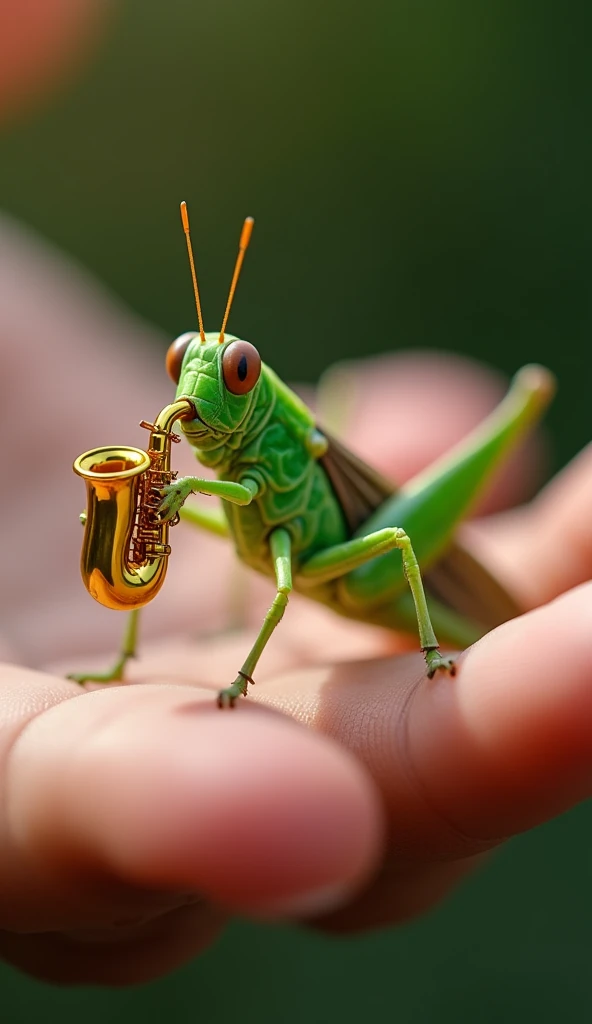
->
[2, 219, 592, 987]
[3, 0, 591, 993]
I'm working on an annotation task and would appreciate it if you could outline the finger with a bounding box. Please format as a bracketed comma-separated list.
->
[318, 351, 547, 512]
[0, 666, 383, 982]
[252, 584, 592, 928]
[464, 442, 592, 609]
[260, 584, 592, 844]
[0, 902, 225, 987]
[313, 852, 489, 933]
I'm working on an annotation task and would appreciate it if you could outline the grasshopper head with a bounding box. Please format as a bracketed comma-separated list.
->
[165, 331, 262, 448]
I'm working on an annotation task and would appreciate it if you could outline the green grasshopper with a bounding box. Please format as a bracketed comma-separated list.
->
[72, 205, 554, 707]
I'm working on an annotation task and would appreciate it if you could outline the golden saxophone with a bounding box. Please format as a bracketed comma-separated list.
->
[73, 398, 195, 611]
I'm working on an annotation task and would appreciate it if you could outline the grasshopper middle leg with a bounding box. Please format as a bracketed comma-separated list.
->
[218, 528, 293, 707]
[68, 608, 141, 685]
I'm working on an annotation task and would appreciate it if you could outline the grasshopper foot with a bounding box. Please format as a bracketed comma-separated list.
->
[67, 657, 127, 686]
[158, 479, 192, 522]
[424, 648, 456, 679]
[217, 671, 253, 708]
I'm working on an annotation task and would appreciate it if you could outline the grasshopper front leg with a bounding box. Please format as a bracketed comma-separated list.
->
[158, 475, 257, 520]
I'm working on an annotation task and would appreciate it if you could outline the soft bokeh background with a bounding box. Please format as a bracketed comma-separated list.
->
[1, 0, 591, 1020]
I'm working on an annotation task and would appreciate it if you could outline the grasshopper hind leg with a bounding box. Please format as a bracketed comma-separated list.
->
[67, 609, 140, 685]
[301, 527, 458, 679]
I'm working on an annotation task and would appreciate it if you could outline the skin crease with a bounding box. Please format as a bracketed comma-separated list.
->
[2, 0, 592, 988]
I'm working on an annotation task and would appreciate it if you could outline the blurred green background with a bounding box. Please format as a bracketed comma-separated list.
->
[1, 0, 591, 1020]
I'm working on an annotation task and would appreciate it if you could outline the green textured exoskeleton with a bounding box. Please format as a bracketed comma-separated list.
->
[70, 211, 555, 706]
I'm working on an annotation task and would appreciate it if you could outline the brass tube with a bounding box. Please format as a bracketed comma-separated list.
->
[73, 398, 195, 611]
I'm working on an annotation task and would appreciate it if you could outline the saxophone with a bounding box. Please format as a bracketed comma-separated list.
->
[73, 397, 194, 611]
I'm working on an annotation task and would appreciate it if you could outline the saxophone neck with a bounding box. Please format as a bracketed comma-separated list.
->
[155, 397, 195, 432]
[141, 397, 196, 458]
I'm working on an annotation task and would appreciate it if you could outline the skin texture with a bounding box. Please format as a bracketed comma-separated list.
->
[2, 2, 592, 987]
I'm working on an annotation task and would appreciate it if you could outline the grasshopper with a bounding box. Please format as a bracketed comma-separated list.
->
[72, 204, 554, 707]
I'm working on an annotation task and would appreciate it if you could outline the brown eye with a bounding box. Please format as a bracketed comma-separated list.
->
[222, 340, 261, 395]
[166, 332, 198, 384]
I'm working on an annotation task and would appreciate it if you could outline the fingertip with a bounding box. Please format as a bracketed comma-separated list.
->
[8, 685, 385, 920]
[407, 583, 592, 838]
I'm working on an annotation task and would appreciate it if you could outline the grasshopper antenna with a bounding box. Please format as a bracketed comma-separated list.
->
[180, 201, 206, 344]
[219, 216, 254, 343]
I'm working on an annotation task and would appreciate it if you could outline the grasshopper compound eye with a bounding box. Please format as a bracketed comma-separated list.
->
[222, 340, 261, 395]
[166, 332, 199, 383]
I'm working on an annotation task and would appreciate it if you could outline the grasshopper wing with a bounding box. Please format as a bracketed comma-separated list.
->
[424, 542, 521, 629]
[319, 429, 395, 534]
[319, 429, 521, 631]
